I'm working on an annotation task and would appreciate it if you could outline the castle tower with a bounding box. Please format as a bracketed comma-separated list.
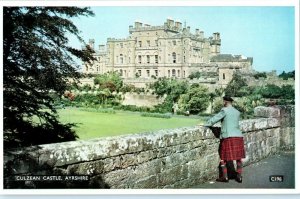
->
[210, 32, 221, 56]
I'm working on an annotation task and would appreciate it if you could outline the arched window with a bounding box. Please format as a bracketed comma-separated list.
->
[172, 52, 176, 63]
[223, 73, 226, 80]
[172, 69, 176, 77]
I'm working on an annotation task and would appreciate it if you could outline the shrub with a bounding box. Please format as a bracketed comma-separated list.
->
[140, 112, 171, 119]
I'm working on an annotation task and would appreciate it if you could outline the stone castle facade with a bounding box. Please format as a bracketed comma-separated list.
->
[83, 19, 253, 87]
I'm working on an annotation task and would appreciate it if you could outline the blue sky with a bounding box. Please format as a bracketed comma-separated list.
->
[69, 6, 295, 73]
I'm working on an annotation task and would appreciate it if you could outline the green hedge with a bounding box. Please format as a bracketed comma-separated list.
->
[140, 112, 171, 119]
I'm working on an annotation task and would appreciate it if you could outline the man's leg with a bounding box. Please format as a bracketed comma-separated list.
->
[236, 159, 243, 183]
[217, 160, 229, 182]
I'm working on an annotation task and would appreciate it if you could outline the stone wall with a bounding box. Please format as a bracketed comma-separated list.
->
[121, 92, 165, 107]
[4, 106, 294, 189]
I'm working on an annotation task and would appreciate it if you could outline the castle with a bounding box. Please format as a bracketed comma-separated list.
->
[83, 19, 253, 88]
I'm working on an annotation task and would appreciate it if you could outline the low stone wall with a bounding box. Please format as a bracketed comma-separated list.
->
[4, 106, 294, 189]
[121, 93, 165, 107]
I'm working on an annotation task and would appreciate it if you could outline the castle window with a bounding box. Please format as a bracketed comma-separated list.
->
[147, 55, 150, 64]
[172, 69, 176, 77]
[138, 55, 142, 64]
[155, 70, 158, 76]
[173, 40, 176, 46]
[223, 73, 226, 80]
[155, 40, 158, 46]
[177, 70, 180, 77]
[146, 70, 150, 77]
[172, 52, 176, 63]
[120, 43, 123, 48]
[138, 70, 142, 76]
[155, 55, 158, 64]
[97, 67, 99, 72]
[120, 54, 123, 64]
[139, 41, 142, 47]
[120, 69, 123, 76]
[183, 56, 186, 63]
[183, 70, 186, 78]
[147, 40, 150, 47]
[168, 70, 170, 77]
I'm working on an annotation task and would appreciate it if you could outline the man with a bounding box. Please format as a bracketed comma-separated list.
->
[204, 96, 245, 183]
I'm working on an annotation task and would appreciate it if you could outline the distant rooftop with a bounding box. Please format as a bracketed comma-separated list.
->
[210, 54, 253, 63]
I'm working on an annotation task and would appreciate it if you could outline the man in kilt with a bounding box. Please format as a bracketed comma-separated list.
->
[204, 96, 245, 183]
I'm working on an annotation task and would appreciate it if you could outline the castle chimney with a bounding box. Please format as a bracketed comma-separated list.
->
[200, 31, 204, 39]
[175, 21, 182, 29]
[88, 39, 95, 49]
[195, 29, 199, 35]
[187, 26, 190, 32]
[167, 18, 174, 27]
[99, 45, 105, 52]
[213, 32, 220, 40]
[135, 21, 143, 28]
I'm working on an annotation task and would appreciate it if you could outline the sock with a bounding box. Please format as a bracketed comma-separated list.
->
[236, 159, 243, 177]
[220, 160, 228, 179]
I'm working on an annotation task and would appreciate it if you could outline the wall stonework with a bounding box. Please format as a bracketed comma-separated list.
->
[4, 106, 294, 189]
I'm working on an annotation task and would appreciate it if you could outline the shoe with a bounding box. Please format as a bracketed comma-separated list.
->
[236, 176, 242, 183]
[216, 177, 229, 183]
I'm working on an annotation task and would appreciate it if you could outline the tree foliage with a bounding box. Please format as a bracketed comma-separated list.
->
[3, 7, 95, 148]
[224, 73, 248, 97]
[278, 70, 295, 80]
[253, 72, 267, 79]
[150, 77, 189, 113]
[178, 84, 210, 114]
[150, 77, 189, 101]
[94, 72, 123, 92]
[259, 84, 294, 100]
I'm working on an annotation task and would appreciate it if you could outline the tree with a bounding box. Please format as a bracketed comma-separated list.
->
[150, 77, 189, 112]
[3, 7, 95, 148]
[208, 92, 217, 114]
[94, 72, 123, 92]
[224, 73, 248, 97]
[178, 84, 210, 114]
[150, 77, 189, 101]
[278, 70, 295, 80]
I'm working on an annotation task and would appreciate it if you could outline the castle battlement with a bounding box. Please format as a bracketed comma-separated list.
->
[83, 18, 253, 87]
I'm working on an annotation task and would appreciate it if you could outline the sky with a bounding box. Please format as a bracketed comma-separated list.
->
[68, 6, 295, 74]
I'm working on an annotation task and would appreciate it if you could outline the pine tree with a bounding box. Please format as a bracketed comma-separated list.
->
[3, 7, 95, 148]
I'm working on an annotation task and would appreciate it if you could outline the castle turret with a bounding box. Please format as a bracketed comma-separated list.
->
[99, 45, 105, 52]
[166, 18, 174, 27]
[175, 21, 182, 30]
[210, 32, 221, 55]
[135, 21, 143, 28]
[88, 39, 95, 49]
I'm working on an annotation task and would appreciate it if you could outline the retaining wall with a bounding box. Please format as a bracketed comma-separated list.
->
[4, 106, 294, 189]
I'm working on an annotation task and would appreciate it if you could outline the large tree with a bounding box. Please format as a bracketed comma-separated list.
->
[178, 84, 210, 114]
[3, 7, 95, 148]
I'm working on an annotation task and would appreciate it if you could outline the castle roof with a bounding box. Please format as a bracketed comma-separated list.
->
[210, 54, 253, 63]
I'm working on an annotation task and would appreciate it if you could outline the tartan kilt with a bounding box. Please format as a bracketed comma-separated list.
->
[219, 137, 245, 161]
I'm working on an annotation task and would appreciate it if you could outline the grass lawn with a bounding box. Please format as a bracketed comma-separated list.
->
[58, 108, 203, 140]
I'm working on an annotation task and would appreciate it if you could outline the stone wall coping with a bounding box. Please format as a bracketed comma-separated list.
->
[5, 117, 281, 167]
